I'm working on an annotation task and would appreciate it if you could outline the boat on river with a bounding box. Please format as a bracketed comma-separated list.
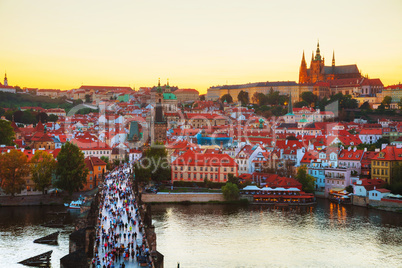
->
[64, 196, 85, 209]
[241, 185, 316, 205]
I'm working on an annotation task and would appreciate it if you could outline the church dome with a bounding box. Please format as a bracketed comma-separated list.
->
[163, 92, 177, 100]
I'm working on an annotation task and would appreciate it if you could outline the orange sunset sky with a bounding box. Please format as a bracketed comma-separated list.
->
[1, 0, 401, 94]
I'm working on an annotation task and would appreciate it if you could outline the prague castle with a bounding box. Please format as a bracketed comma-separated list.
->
[299, 41, 362, 84]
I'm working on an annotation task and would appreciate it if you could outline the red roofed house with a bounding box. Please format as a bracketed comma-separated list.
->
[359, 129, 382, 144]
[371, 145, 402, 184]
[70, 138, 112, 160]
[171, 151, 237, 183]
[353, 178, 386, 197]
[83, 156, 107, 191]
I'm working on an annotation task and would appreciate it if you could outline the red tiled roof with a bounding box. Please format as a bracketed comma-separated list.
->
[371, 146, 402, 161]
[172, 151, 237, 167]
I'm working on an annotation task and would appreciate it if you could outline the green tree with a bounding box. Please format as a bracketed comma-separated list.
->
[237, 90, 249, 106]
[227, 173, 239, 186]
[221, 182, 239, 201]
[388, 162, 402, 194]
[398, 97, 402, 110]
[339, 94, 358, 109]
[134, 161, 151, 183]
[85, 94, 92, 103]
[134, 144, 171, 183]
[301, 91, 317, 105]
[54, 141, 89, 195]
[382, 96, 392, 109]
[18, 110, 37, 124]
[266, 88, 280, 105]
[278, 94, 289, 106]
[36, 112, 48, 123]
[100, 156, 109, 163]
[251, 92, 266, 106]
[0, 150, 30, 196]
[377, 103, 386, 111]
[0, 120, 15, 146]
[360, 101, 371, 111]
[345, 185, 354, 193]
[295, 166, 316, 193]
[294, 100, 309, 108]
[220, 94, 233, 103]
[199, 95, 206, 101]
[31, 150, 57, 194]
[48, 114, 59, 122]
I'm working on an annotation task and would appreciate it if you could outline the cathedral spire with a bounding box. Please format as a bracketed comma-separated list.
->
[301, 51, 306, 66]
[299, 51, 308, 84]
[157, 78, 162, 93]
[165, 78, 171, 93]
[4, 72, 8, 86]
[315, 40, 321, 61]
[332, 50, 335, 67]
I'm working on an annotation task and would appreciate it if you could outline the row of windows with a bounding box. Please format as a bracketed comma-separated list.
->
[309, 170, 324, 176]
[174, 173, 227, 180]
[84, 150, 109, 155]
[373, 168, 388, 176]
[174, 166, 234, 172]
[373, 161, 389, 167]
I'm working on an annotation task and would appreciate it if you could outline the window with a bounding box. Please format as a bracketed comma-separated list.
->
[201, 167, 203, 171]
[98, 166, 101, 171]
[90, 176, 93, 181]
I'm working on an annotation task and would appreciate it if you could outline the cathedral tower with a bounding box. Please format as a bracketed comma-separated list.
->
[153, 78, 167, 144]
[4, 73, 8, 86]
[299, 51, 309, 84]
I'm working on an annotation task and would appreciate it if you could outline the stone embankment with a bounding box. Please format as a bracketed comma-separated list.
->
[352, 195, 402, 212]
[142, 193, 224, 203]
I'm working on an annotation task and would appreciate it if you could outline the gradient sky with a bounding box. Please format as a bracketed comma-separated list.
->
[1, 0, 401, 94]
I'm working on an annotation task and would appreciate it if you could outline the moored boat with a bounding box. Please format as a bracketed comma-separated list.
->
[64, 196, 85, 209]
[241, 185, 316, 205]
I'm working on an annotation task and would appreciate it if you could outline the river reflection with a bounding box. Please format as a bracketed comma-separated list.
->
[0, 206, 77, 268]
[152, 199, 402, 268]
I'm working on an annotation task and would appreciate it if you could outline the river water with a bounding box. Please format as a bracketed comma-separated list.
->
[0, 200, 401, 268]
[0, 206, 78, 268]
[151, 199, 402, 268]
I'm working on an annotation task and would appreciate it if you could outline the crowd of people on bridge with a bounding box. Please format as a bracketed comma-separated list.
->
[91, 165, 152, 268]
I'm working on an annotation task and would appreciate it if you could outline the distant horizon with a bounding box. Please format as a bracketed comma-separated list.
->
[1, 0, 401, 94]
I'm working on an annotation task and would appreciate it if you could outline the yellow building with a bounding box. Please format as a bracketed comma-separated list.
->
[371, 146, 402, 184]
[207, 81, 300, 104]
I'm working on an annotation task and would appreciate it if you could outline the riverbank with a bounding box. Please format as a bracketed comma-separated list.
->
[0, 192, 85, 207]
[142, 193, 225, 203]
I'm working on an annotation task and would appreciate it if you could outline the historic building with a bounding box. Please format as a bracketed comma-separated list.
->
[299, 42, 362, 84]
[171, 150, 238, 183]
[151, 79, 168, 144]
[371, 145, 402, 184]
